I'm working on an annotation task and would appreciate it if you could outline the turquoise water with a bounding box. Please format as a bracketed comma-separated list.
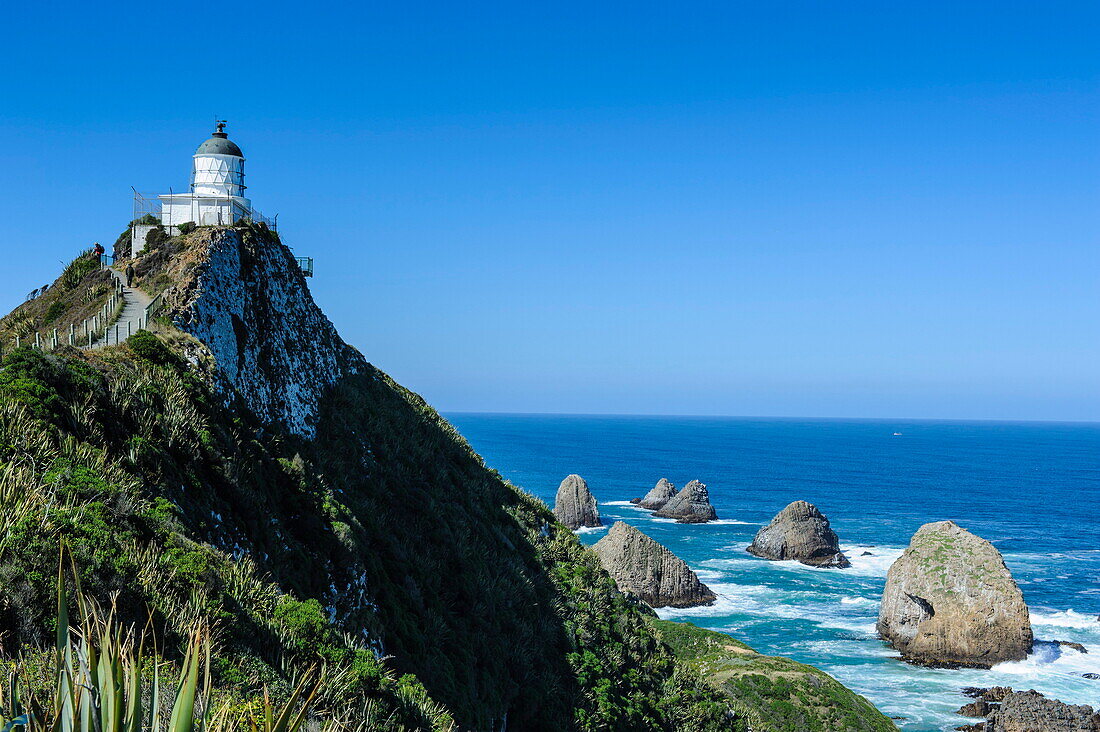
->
[447, 414, 1100, 731]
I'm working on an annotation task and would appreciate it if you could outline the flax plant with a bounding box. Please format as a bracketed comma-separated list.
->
[0, 552, 330, 732]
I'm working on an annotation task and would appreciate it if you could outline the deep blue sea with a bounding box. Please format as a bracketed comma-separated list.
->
[446, 414, 1100, 731]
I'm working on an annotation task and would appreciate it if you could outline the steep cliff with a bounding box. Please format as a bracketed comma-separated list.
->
[0, 224, 742, 730]
[0, 223, 896, 730]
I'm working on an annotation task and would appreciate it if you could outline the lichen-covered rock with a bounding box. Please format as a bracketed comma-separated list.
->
[652, 480, 718, 523]
[878, 521, 1033, 668]
[633, 478, 678, 510]
[553, 474, 602, 529]
[593, 522, 715, 608]
[166, 228, 363, 437]
[746, 500, 850, 568]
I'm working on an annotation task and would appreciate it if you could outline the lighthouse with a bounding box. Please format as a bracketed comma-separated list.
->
[132, 122, 276, 255]
[158, 121, 259, 230]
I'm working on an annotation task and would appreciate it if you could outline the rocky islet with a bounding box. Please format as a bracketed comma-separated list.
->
[877, 521, 1033, 668]
[746, 500, 850, 568]
[592, 522, 716, 608]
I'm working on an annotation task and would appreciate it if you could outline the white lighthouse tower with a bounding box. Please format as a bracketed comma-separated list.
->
[158, 121, 254, 229]
[130, 122, 278, 256]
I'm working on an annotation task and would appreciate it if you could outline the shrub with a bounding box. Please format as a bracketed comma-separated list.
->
[178, 221, 197, 235]
[59, 253, 99, 290]
[43, 300, 68, 324]
[127, 329, 179, 367]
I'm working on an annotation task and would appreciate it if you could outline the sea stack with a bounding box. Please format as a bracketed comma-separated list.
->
[652, 480, 718, 523]
[633, 478, 678, 510]
[746, 501, 850, 568]
[553, 474, 602, 530]
[878, 521, 1032, 668]
[593, 522, 716, 608]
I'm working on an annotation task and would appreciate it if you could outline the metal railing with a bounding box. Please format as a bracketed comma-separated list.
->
[296, 257, 314, 277]
[132, 190, 277, 231]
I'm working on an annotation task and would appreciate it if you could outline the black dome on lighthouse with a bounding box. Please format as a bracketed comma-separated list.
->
[195, 122, 243, 157]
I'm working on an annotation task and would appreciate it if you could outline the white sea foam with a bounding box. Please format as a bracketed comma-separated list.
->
[601, 500, 638, 506]
[838, 544, 905, 577]
[1030, 608, 1100, 631]
[574, 525, 608, 535]
[840, 596, 879, 609]
[693, 569, 726, 583]
[656, 582, 879, 636]
[696, 519, 756, 525]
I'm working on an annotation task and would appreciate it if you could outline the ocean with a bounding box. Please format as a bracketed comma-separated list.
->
[446, 414, 1100, 731]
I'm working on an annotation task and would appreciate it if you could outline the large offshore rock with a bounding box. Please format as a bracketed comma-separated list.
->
[746, 501, 850, 568]
[652, 480, 718, 523]
[632, 478, 678, 510]
[877, 521, 1032, 668]
[553, 474, 602, 529]
[593, 522, 716, 608]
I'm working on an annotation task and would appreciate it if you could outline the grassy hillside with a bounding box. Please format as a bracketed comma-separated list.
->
[655, 620, 897, 732]
[0, 229, 739, 729]
[0, 226, 896, 730]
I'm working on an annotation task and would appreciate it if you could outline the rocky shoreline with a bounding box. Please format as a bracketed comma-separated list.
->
[954, 687, 1100, 731]
[558, 472, 1093, 726]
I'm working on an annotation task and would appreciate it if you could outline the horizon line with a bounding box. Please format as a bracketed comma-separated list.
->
[440, 410, 1100, 426]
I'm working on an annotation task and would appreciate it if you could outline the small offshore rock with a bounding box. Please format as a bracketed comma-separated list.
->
[878, 521, 1032, 668]
[553, 474, 602, 530]
[986, 690, 1099, 732]
[592, 522, 716, 608]
[746, 501, 850, 568]
[634, 478, 678, 510]
[861, 551, 874, 556]
[1080, 673, 1100, 680]
[1055, 640, 1088, 654]
[652, 479, 718, 523]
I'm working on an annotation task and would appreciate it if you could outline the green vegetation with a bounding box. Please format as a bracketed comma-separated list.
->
[656, 620, 897, 732]
[0, 343, 452, 729]
[0, 553, 350, 731]
[0, 324, 731, 729]
[0, 252, 113, 350]
[0, 225, 890, 729]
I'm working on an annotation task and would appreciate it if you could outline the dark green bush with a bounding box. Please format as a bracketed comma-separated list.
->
[127, 330, 179, 367]
[43, 300, 68, 324]
[60, 254, 100, 291]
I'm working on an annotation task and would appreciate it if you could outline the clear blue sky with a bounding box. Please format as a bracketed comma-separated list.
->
[2, 2, 1097, 421]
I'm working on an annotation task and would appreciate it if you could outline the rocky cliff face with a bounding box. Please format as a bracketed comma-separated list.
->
[653, 479, 718, 523]
[162, 227, 363, 437]
[878, 521, 1032, 668]
[747, 500, 849, 568]
[593, 522, 715, 608]
[633, 478, 677, 510]
[553, 474, 602, 529]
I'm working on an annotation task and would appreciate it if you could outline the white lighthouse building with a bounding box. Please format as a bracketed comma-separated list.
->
[132, 122, 275, 254]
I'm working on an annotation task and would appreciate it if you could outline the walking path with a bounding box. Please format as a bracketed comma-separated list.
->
[92, 269, 155, 348]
